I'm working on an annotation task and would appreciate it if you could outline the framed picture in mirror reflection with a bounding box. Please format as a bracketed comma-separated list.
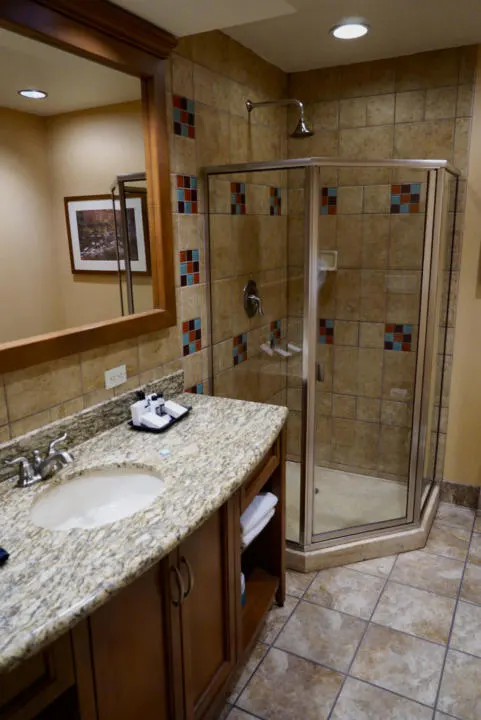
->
[64, 194, 151, 274]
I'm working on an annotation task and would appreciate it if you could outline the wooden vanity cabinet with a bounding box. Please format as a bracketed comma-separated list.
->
[0, 635, 74, 720]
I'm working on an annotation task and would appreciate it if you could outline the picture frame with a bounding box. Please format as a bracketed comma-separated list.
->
[64, 194, 151, 275]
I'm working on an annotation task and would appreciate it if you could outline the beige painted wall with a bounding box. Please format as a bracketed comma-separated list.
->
[445, 46, 481, 487]
[47, 100, 152, 328]
[0, 108, 61, 341]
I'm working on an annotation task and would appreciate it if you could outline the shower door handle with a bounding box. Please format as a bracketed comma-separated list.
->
[316, 363, 324, 382]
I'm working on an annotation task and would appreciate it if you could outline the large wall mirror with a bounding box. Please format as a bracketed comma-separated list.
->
[0, 0, 176, 372]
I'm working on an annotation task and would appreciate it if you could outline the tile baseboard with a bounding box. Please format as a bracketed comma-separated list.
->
[440, 479, 480, 509]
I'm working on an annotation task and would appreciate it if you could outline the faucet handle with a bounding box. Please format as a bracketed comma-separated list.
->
[5, 457, 37, 487]
[48, 433, 68, 456]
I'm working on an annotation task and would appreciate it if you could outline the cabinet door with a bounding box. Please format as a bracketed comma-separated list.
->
[0, 634, 74, 720]
[179, 499, 239, 720]
[88, 564, 172, 720]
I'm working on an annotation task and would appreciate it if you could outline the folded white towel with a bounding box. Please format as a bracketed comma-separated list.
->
[241, 492, 278, 535]
[242, 508, 275, 549]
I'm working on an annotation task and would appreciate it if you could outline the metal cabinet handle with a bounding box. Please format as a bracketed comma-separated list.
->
[180, 556, 195, 600]
[170, 566, 185, 606]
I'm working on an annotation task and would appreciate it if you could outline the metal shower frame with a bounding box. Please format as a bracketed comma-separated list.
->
[202, 157, 460, 552]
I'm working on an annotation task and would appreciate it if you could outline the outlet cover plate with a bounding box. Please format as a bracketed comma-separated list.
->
[105, 364, 127, 389]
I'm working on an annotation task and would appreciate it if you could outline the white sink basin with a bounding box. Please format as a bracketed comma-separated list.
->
[30, 469, 164, 530]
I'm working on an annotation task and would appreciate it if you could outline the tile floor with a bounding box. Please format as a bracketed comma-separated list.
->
[221, 502, 481, 720]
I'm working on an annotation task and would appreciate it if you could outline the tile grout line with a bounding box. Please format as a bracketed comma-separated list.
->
[326, 552, 400, 719]
[431, 512, 476, 717]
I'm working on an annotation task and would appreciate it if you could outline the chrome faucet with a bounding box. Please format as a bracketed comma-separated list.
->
[5, 433, 74, 488]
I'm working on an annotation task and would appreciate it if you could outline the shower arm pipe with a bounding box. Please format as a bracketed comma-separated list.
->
[246, 97, 307, 117]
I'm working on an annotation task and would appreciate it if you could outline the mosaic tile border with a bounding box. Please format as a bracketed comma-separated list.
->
[270, 320, 281, 346]
[185, 382, 204, 395]
[270, 187, 282, 216]
[233, 333, 247, 365]
[321, 187, 337, 216]
[231, 182, 246, 215]
[173, 95, 195, 138]
[182, 318, 202, 356]
[384, 323, 412, 351]
[180, 249, 200, 286]
[391, 183, 421, 214]
[319, 319, 334, 344]
[177, 175, 198, 214]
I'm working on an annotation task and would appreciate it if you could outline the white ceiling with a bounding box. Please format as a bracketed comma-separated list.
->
[111, 0, 481, 72]
[0, 29, 140, 116]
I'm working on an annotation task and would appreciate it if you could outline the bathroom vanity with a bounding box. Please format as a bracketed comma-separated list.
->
[0, 394, 287, 720]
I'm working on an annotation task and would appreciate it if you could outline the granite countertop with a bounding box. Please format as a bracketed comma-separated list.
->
[0, 394, 288, 672]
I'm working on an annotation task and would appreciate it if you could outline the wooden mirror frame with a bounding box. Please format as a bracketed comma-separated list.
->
[0, 0, 177, 372]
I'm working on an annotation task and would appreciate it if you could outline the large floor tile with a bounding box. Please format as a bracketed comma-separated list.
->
[305, 566, 384, 619]
[451, 601, 481, 657]
[424, 522, 471, 562]
[330, 676, 433, 720]
[438, 649, 481, 720]
[259, 595, 298, 644]
[228, 642, 268, 703]
[460, 563, 481, 604]
[436, 502, 475, 531]
[274, 600, 366, 672]
[468, 532, 481, 565]
[286, 569, 317, 598]
[226, 710, 253, 720]
[344, 555, 396, 578]
[237, 647, 343, 720]
[391, 550, 464, 597]
[351, 624, 445, 706]
[372, 581, 456, 643]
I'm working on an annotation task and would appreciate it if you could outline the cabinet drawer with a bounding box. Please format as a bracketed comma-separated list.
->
[241, 439, 280, 513]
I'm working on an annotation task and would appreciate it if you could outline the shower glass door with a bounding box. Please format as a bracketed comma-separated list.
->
[309, 164, 431, 539]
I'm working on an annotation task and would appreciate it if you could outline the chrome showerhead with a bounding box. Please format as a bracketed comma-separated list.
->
[246, 97, 315, 139]
[290, 115, 314, 138]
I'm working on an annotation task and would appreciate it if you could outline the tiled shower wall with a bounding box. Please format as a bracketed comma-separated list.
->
[285, 46, 475, 482]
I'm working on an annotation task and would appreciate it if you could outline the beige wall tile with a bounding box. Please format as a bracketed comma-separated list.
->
[333, 347, 358, 395]
[457, 85, 474, 117]
[341, 60, 395, 98]
[381, 400, 410, 427]
[319, 215, 338, 250]
[335, 321, 359, 346]
[336, 270, 361, 321]
[83, 387, 115, 408]
[367, 94, 395, 126]
[138, 326, 180, 372]
[360, 322, 385, 348]
[210, 214, 233, 281]
[332, 418, 379, 469]
[49, 397, 84, 423]
[395, 91, 425, 123]
[288, 188, 304, 217]
[340, 126, 394, 159]
[287, 411, 301, 457]
[395, 49, 459, 91]
[316, 391, 332, 415]
[246, 184, 269, 215]
[340, 98, 366, 128]
[454, 118, 471, 176]
[363, 185, 391, 214]
[309, 101, 339, 131]
[394, 120, 455, 160]
[389, 216, 425, 269]
[425, 87, 457, 120]
[183, 349, 208, 387]
[333, 394, 356, 419]
[337, 216, 362, 267]
[170, 133, 197, 176]
[11, 411, 51, 439]
[196, 104, 230, 167]
[289, 67, 342, 103]
[357, 397, 380, 422]
[316, 344, 333, 390]
[383, 351, 416, 401]
[379, 425, 411, 475]
[0, 426, 10, 443]
[193, 64, 231, 112]
[362, 215, 390, 268]
[81, 340, 138, 395]
[287, 387, 302, 412]
[337, 187, 364, 215]
[386, 293, 420, 324]
[172, 53, 193, 97]
[5, 356, 82, 422]
[359, 348, 383, 398]
[288, 217, 305, 266]
[315, 414, 332, 462]
[339, 167, 391, 186]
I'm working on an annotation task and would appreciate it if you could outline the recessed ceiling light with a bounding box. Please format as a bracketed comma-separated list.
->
[330, 22, 369, 40]
[18, 89, 48, 100]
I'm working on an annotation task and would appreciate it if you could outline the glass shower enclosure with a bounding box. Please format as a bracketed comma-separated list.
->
[203, 158, 459, 563]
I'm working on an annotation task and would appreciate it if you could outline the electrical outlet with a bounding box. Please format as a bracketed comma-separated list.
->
[104, 364, 127, 389]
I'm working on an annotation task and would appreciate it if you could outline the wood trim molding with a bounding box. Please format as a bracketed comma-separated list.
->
[34, 0, 177, 59]
[0, 0, 177, 373]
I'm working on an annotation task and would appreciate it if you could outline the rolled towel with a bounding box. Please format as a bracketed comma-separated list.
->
[242, 508, 276, 549]
[241, 492, 278, 536]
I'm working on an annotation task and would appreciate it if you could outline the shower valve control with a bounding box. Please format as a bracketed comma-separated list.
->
[244, 280, 264, 317]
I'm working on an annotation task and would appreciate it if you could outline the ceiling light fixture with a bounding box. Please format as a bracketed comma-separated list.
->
[18, 89, 48, 100]
[330, 22, 369, 40]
